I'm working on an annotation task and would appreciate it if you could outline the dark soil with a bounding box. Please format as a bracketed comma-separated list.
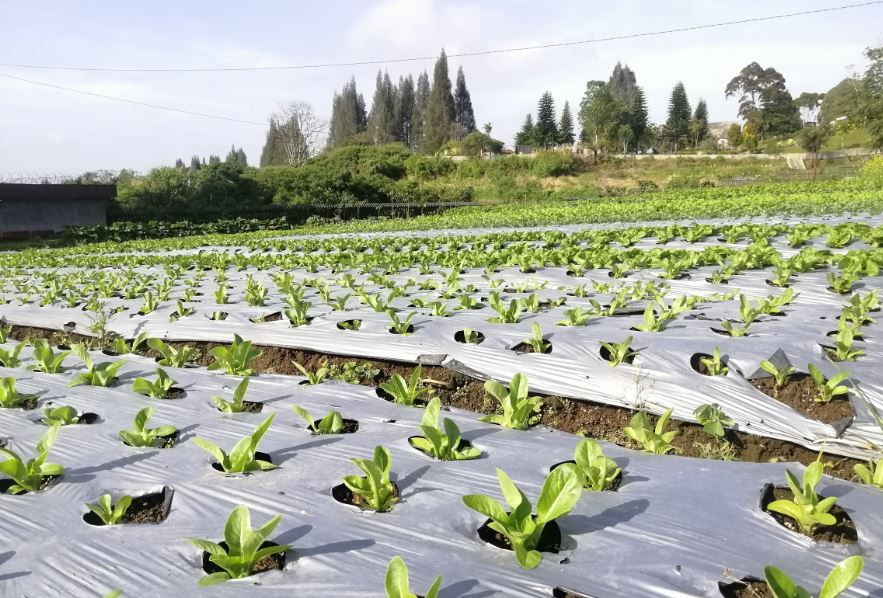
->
[250, 312, 283, 323]
[751, 375, 854, 425]
[211, 451, 273, 473]
[550, 460, 622, 491]
[477, 517, 561, 553]
[0, 474, 61, 495]
[83, 487, 173, 525]
[311, 418, 359, 434]
[162, 387, 187, 400]
[761, 485, 857, 543]
[331, 481, 400, 511]
[553, 588, 596, 598]
[512, 341, 552, 354]
[202, 540, 287, 576]
[5, 325, 866, 482]
[719, 578, 772, 598]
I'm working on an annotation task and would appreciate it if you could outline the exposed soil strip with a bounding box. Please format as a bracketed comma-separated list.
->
[750, 375, 855, 426]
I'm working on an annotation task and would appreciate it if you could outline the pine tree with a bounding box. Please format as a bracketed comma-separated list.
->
[422, 50, 456, 153]
[453, 66, 476, 135]
[174, 158, 185, 168]
[237, 147, 248, 166]
[691, 99, 709, 146]
[665, 82, 692, 150]
[260, 120, 279, 167]
[558, 100, 575, 145]
[208, 155, 221, 165]
[225, 145, 248, 166]
[328, 78, 369, 148]
[190, 156, 202, 170]
[608, 62, 639, 106]
[412, 71, 431, 149]
[368, 70, 398, 144]
[630, 88, 649, 148]
[515, 113, 535, 146]
[533, 92, 559, 148]
[395, 75, 417, 148]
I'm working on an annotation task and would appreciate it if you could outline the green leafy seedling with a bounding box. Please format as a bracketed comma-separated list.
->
[342, 445, 397, 513]
[623, 408, 679, 454]
[693, 403, 734, 439]
[211, 377, 251, 413]
[411, 397, 480, 461]
[854, 458, 883, 489]
[573, 439, 621, 491]
[119, 407, 177, 448]
[700, 348, 728, 376]
[384, 556, 441, 598]
[41, 405, 81, 426]
[599, 336, 636, 366]
[764, 555, 863, 598]
[808, 364, 849, 403]
[767, 461, 838, 535]
[292, 405, 345, 434]
[480, 373, 543, 430]
[379, 365, 430, 407]
[147, 338, 195, 368]
[760, 360, 797, 391]
[0, 377, 37, 409]
[208, 334, 262, 376]
[0, 424, 64, 494]
[192, 414, 276, 474]
[69, 344, 126, 388]
[28, 339, 70, 374]
[292, 361, 330, 385]
[131, 368, 177, 399]
[0, 340, 28, 368]
[86, 493, 133, 526]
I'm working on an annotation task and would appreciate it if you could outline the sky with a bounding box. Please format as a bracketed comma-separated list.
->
[1, 0, 881, 174]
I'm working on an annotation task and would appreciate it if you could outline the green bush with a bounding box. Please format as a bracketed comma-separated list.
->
[531, 151, 579, 177]
[861, 155, 883, 182]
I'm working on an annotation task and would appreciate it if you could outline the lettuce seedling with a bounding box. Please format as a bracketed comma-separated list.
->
[41, 405, 81, 426]
[292, 361, 330, 385]
[411, 398, 480, 461]
[342, 445, 397, 512]
[633, 304, 671, 332]
[387, 310, 417, 335]
[208, 334, 262, 376]
[828, 328, 864, 362]
[147, 338, 195, 368]
[700, 348, 728, 376]
[556, 307, 591, 327]
[522, 323, 551, 353]
[487, 293, 522, 324]
[460, 328, 482, 344]
[292, 405, 345, 434]
[573, 439, 621, 492]
[693, 403, 734, 439]
[854, 458, 883, 489]
[284, 299, 311, 327]
[623, 408, 678, 455]
[119, 407, 177, 448]
[480, 373, 543, 430]
[192, 414, 276, 474]
[211, 377, 251, 413]
[0, 341, 28, 368]
[109, 331, 151, 356]
[808, 364, 849, 403]
[462, 465, 582, 569]
[86, 493, 133, 526]
[765, 555, 863, 598]
[0, 424, 64, 494]
[760, 360, 797, 392]
[767, 461, 838, 535]
[719, 319, 751, 337]
[599, 336, 636, 366]
[132, 368, 177, 399]
[379, 365, 430, 407]
[28, 339, 70, 374]
[0, 377, 37, 409]
[138, 292, 159, 315]
[385, 556, 441, 598]
[69, 344, 126, 387]
[186, 505, 290, 586]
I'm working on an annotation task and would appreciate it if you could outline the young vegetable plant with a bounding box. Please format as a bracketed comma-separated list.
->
[767, 460, 838, 535]
[186, 505, 290, 586]
[86, 494, 133, 526]
[378, 365, 430, 407]
[760, 360, 797, 392]
[693, 403, 734, 439]
[119, 407, 177, 448]
[808, 364, 849, 403]
[211, 377, 251, 413]
[342, 445, 398, 512]
[384, 556, 441, 598]
[556, 307, 591, 327]
[764, 555, 863, 598]
[599, 336, 636, 366]
[147, 338, 195, 368]
[521, 323, 551, 354]
[292, 361, 330, 385]
[0, 424, 63, 494]
[292, 405, 346, 434]
[69, 344, 126, 387]
[573, 439, 621, 492]
[40, 405, 81, 426]
[0, 340, 28, 368]
[0, 377, 37, 409]
[27, 339, 70, 374]
[411, 397, 480, 461]
[480, 373, 543, 430]
[854, 458, 883, 489]
[387, 310, 417, 335]
[460, 328, 483, 344]
[461, 465, 582, 569]
[487, 293, 522, 324]
[132, 368, 177, 399]
[719, 319, 751, 337]
[828, 328, 864, 362]
[192, 414, 276, 474]
[623, 408, 679, 455]
[208, 334, 262, 376]
[700, 348, 728, 376]
[633, 304, 670, 332]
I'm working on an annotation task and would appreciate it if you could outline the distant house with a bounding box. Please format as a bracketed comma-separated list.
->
[0, 184, 114, 238]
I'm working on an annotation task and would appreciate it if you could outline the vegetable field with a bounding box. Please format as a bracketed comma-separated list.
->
[1, 213, 883, 597]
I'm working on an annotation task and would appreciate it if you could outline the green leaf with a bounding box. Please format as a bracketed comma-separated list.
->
[819, 555, 863, 598]
[536, 463, 582, 524]
[384, 557, 412, 598]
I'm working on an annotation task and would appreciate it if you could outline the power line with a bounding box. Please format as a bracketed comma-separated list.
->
[0, 72, 266, 126]
[1, 1, 880, 73]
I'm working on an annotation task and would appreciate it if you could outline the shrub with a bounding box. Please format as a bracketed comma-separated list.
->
[531, 151, 579, 177]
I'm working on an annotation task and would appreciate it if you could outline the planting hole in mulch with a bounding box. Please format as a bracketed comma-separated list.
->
[454, 329, 485, 344]
[331, 481, 400, 511]
[750, 375, 854, 426]
[211, 451, 273, 473]
[208, 312, 229, 321]
[826, 329, 864, 341]
[375, 387, 429, 406]
[690, 353, 728, 376]
[10, 395, 39, 410]
[0, 474, 61, 495]
[477, 516, 561, 553]
[157, 387, 187, 400]
[337, 319, 362, 331]
[407, 436, 477, 459]
[201, 541, 287, 576]
[311, 418, 359, 434]
[388, 324, 415, 335]
[217, 400, 263, 413]
[718, 578, 772, 598]
[549, 460, 622, 491]
[600, 345, 636, 365]
[760, 484, 857, 543]
[123, 429, 178, 449]
[250, 312, 283, 324]
[512, 341, 552, 355]
[83, 487, 173, 526]
[553, 588, 598, 598]
[153, 356, 196, 369]
[37, 411, 99, 425]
